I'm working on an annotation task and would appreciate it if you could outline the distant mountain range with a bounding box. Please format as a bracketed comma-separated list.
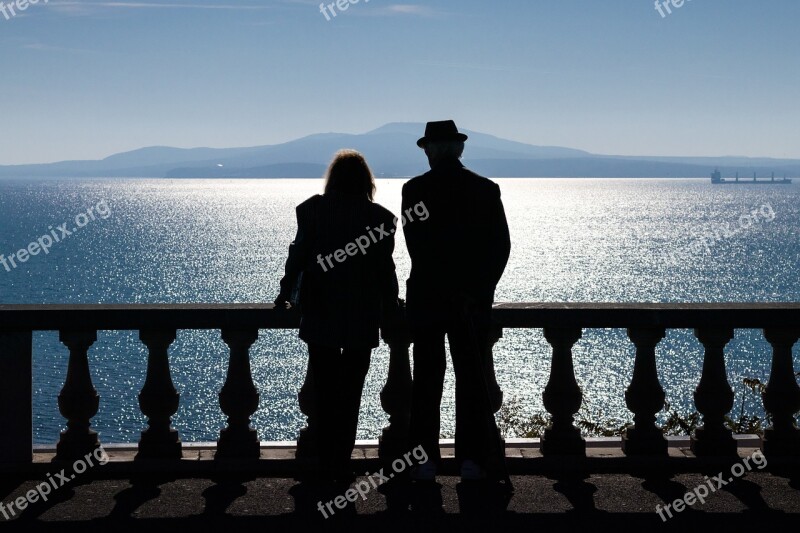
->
[2, 123, 799, 179]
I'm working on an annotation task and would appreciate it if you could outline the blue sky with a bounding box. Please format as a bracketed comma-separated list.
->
[1, 0, 799, 164]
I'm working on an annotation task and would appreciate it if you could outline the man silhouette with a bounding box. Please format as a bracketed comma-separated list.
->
[403, 120, 511, 480]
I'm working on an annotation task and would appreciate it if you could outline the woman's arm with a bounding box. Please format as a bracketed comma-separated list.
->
[378, 215, 401, 334]
[276, 202, 314, 306]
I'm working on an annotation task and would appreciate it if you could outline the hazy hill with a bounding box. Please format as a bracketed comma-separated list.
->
[1, 123, 799, 179]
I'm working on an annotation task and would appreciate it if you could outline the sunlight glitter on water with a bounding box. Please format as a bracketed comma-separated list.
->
[1, 178, 797, 443]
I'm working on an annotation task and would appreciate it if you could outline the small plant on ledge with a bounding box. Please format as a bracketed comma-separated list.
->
[494, 373, 800, 439]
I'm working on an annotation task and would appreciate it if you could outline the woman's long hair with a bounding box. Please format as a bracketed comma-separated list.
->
[324, 149, 376, 201]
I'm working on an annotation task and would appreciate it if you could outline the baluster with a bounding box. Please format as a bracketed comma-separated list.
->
[56, 330, 101, 461]
[541, 328, 585, 455]
[216, 329, 260, 459]
[691, 328, 737, 456]
[295, 360, 317, 458]
[485, 324, 504, 413]
[623, 328, 668, 455]
[762, 328, 800, 457]
[137, 329, 182, 459]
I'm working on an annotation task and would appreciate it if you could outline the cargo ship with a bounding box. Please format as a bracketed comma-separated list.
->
[711, 169, 792, 185]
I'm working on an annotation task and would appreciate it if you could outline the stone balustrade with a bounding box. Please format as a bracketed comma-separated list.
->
[0, 303, 798, 464]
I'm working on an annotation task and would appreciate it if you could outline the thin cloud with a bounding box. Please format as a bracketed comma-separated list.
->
[48, 1, 275, 12]
[385, 5, 435, 16]
[22, 42, 100, 54]
[351, 4, 441, 18]
[280, 0, 435, 13]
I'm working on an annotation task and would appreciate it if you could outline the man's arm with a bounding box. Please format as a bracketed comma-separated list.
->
[402, 179, 435, 270]
[488, 183, 511, 291]
[401, 181, 421, 261]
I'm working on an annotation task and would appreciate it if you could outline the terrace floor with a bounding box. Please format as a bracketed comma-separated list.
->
[2, 440, 800, 532]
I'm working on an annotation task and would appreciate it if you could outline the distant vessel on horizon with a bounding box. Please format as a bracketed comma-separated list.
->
[711, 169, 792, 185]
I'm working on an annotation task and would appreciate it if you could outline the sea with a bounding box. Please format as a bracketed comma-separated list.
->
[0, 178, 798, 445]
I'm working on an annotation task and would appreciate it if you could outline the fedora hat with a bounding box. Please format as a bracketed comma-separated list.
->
[417, 120, 469, 148]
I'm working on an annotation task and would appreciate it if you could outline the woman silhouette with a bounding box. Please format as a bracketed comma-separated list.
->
[276, 149, 399, 480]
